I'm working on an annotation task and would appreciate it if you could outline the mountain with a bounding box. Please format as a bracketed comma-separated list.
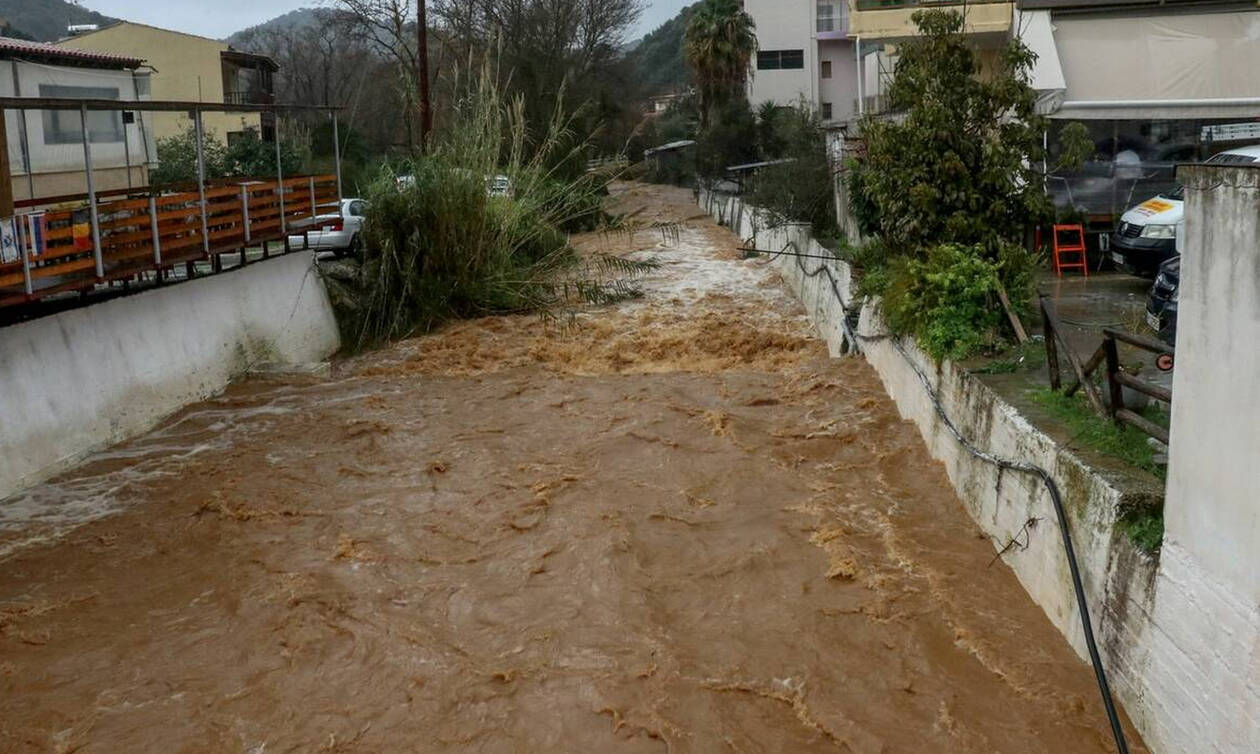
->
[226, 7, 322, 46]
[0, 0, 114, 42]
[625, 2, 699, 97]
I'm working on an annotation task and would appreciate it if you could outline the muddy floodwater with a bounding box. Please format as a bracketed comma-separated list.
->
[0, 183, 1145, 752]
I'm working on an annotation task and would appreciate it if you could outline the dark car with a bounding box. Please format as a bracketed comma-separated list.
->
[1145, 255, 1179, 346]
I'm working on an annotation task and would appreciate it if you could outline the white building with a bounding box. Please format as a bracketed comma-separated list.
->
[0, 37, 154, 203]
[744, 0, 858, 125]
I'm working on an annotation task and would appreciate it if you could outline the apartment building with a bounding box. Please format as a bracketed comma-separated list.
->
[56, 22, 277, 145]
[744, 1, 1019, 124]
[743, 1, 858, 125]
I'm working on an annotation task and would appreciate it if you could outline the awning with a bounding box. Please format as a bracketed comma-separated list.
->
[1013, 10, 1065, 115]
[1048, 10, 1260, 120]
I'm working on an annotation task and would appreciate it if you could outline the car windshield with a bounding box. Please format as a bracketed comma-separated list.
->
[1160, 185, 1185, 201]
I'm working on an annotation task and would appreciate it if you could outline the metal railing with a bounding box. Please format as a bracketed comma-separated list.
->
[224, 90, 276, 106]
[855, 0, 1008, 9]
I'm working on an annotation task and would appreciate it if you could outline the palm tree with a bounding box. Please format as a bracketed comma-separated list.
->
[684, 0, 757, 129]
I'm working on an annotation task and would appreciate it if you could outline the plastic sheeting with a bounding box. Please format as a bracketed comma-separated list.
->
[1051, 11, 1260, 119]
[1, 59, 153, 179]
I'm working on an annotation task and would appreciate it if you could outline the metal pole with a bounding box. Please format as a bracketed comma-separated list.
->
[331, 111, 343, 207]
[11, 62, 34, 201]
[274, 118, 287, 234]
[308, 176, 316, 219]
[81, 103, 103, 278]
[855, 38, 863, 117]
[122, 113, 132, 190]
[148, 195, 161, 267]
[193, 109, 209, 257]
[417, 0, 431, 149]
[240, 184, 251, 243]
[19, 214, 32, 295]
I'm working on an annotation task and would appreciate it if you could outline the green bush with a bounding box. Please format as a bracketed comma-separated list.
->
[747, 103, 837, 235]
[883, 243, 1004, 361]
[150, 126, 306, 188]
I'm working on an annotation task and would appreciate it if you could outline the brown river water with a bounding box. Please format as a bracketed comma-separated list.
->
[0, 183, 1145, 752]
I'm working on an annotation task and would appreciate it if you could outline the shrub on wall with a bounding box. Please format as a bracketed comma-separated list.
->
[883, 243, 1005, 361]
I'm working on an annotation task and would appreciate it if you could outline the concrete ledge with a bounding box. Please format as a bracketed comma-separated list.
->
[701, 190, 1165, 746]
[0, 251, 341, 501]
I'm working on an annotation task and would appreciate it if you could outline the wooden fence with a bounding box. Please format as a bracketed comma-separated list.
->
[0, 174, 340, 308]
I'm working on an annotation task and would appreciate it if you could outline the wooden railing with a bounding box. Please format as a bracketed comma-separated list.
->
[1103, 328, 1173, 445]
[0, 174, 339, 308]
[1041, 295, 1173, 445]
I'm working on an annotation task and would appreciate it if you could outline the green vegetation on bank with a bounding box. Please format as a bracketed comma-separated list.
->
[1029, 389, 1166, 478]
[1028, 389, 1165, 551]
[845, 9, 1091, 361]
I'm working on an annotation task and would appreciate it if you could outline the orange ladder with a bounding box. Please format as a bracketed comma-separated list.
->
[1052, 224, 1089, 277]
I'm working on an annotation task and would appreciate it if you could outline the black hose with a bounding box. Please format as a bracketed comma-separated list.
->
[734, 221, 1131, 753]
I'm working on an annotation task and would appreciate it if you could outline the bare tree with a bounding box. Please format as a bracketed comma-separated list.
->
[431, 0, 642, 150]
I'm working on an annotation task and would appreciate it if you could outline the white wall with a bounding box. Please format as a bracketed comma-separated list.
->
[745, 0, 817, 109]
[0, 252, 341, 501]
[1146, 164, 1260, 751]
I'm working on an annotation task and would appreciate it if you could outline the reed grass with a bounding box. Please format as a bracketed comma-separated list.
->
[332, 65, 654, 349]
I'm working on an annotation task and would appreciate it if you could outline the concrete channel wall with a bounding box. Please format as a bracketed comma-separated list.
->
[0, 251, 341, 501]
[700, 189, 1254, 753]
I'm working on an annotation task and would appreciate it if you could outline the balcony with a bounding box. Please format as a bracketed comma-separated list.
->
[849, 0, 1013, 40]
[855, 0, 1007, 9]
[220, 49, 278, 108]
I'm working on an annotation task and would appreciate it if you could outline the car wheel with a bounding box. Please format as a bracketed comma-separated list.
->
[338, 235, 361, 260]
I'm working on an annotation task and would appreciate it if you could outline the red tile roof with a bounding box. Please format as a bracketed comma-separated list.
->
[0, 37, 145, 69]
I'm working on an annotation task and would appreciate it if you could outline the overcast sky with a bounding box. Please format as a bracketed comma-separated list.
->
[79, 0, 693, 41]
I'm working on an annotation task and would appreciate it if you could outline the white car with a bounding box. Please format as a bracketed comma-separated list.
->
[289, 198, 367, 257]
[1111, 144, 1260, 275]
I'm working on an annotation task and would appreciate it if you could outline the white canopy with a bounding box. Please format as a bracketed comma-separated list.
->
[1050, 10, 1260, 119]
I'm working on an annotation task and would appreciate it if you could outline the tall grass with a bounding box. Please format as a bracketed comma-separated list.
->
[334, 65, 652, 349]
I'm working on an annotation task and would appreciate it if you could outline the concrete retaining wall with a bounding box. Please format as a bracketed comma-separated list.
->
[699, 190, 1216, 752]
[0, 251, 341, 501]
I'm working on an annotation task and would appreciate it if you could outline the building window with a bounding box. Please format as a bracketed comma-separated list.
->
[38, 85, 124, 145]
[822, 102, 833, 120]
[757, 49, 805, 71]
[817, 2, 838, 33]
[821, 60, 833, 79]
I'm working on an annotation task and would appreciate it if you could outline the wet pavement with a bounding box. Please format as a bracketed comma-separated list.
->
[0, 183, 1145, 752]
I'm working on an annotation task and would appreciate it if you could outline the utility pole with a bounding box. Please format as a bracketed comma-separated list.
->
[418, 0, 432, 151]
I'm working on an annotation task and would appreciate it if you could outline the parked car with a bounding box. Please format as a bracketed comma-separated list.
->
[289, 198, 367, 258]
[1146, 255, 1180, 346]
[395, 173, 512, 197]
[1110, 144, 1260, 276]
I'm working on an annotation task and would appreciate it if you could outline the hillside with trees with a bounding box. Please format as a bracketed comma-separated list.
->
[625, 2, 698, 98]
[0, 0, 114, 42]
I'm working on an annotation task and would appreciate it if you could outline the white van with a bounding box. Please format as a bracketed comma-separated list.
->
[1110, 144, 1260, 276]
